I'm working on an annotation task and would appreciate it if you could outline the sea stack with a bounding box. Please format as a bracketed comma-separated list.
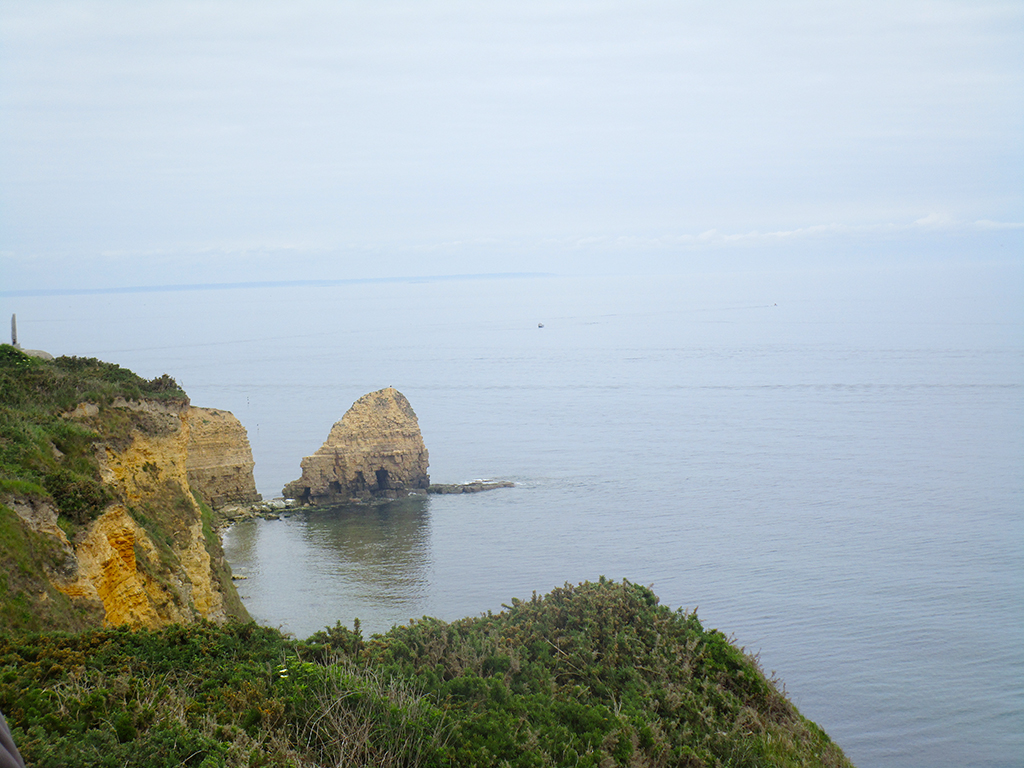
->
[283, 387, 429, 505]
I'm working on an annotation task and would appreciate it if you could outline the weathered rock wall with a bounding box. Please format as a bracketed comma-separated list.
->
[283, 387, 429, 505]
[186, 406, 261, 508]
[12, 399, 249, 629]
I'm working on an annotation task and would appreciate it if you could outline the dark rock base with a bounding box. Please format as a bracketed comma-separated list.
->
[427, 481, 514, 494]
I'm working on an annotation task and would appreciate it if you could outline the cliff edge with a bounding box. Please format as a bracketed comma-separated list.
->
[0, 346, 249, 631]
[56, 399, 245, 627]
[283, 387, 429, 505]
[186, 406, 261, 509]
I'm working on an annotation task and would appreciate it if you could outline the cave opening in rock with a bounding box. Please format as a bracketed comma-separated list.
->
[375, 468, 390, 490]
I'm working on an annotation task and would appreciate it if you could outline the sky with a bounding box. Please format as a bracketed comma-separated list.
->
[1, 0, 1022, 292]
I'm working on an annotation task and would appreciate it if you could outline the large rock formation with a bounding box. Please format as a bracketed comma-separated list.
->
[7, 398, 249, 629]
[186, 406, 261, 508]
[283, 387, 429, 505]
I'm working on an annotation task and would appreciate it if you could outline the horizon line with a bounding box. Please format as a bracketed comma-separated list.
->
[0, 272, 553, 298]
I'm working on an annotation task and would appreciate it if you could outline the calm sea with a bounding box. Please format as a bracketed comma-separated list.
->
[7, 263, 1023, 767]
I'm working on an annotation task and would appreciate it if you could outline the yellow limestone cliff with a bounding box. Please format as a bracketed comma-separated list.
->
[283, 387, 429, 505]
[186, 406, 261, 508]
[16, 399, 250, 629]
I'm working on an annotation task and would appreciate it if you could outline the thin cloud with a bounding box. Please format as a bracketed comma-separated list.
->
[974, 219, 1024, 230]
[1, 0, 1019, 277]
[532, 216, 1018, 253]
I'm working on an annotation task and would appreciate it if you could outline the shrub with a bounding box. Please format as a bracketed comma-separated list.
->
[42, 468, 113, 525]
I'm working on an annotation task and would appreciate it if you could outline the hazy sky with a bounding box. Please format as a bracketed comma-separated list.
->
[2, 0, 1021, 290]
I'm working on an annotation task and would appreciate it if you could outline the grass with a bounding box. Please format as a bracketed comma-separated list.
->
[1, 580, 853, 767]
[0, 506, 103, 633]
[0, 344, 187, 528]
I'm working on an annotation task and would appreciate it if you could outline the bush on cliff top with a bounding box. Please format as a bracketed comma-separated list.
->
[0, 345, 186, 500]
[0, 344, 187, 504]
[0, 345, 186, 411]
[1, 579, 853, 768]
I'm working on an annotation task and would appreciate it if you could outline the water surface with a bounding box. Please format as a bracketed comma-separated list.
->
[11, 264, 1024, 767]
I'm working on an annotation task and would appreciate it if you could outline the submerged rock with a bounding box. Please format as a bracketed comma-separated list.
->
[427, 480, 514, 494]
[282, 387, 429, 505]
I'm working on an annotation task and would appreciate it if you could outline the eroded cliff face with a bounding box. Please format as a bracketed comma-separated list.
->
[283, 387, 429, 505]
[11, 399, 249, 629]
[56, 505, 202, 627]
[186, 406, 261, 508]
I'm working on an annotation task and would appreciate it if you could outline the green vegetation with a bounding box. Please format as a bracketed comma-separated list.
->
[0, 343, 186, 510]
[0, 345, 239, 632]
[0, 505, 102, 632]
[0, 348, 850, 765]
[1, 580, 852, 767]
[194, 492, 250, 622]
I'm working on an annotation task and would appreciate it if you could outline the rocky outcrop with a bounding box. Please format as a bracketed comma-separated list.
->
[427, 480, 514, 494]
[17, 347, 54, 360]
[283, 387, 429, 505]
[29, 399, 249, 629]
[186, 407, 261, 508]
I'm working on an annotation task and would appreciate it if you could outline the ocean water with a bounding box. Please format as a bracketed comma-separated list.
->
[6, 263, 1023, 767]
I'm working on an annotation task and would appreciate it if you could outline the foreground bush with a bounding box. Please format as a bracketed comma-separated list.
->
[0, 579, 851, 767]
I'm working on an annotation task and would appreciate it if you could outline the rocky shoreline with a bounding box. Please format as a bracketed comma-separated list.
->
[213, 498, 295, 527]
[214, 480, 514, 527]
